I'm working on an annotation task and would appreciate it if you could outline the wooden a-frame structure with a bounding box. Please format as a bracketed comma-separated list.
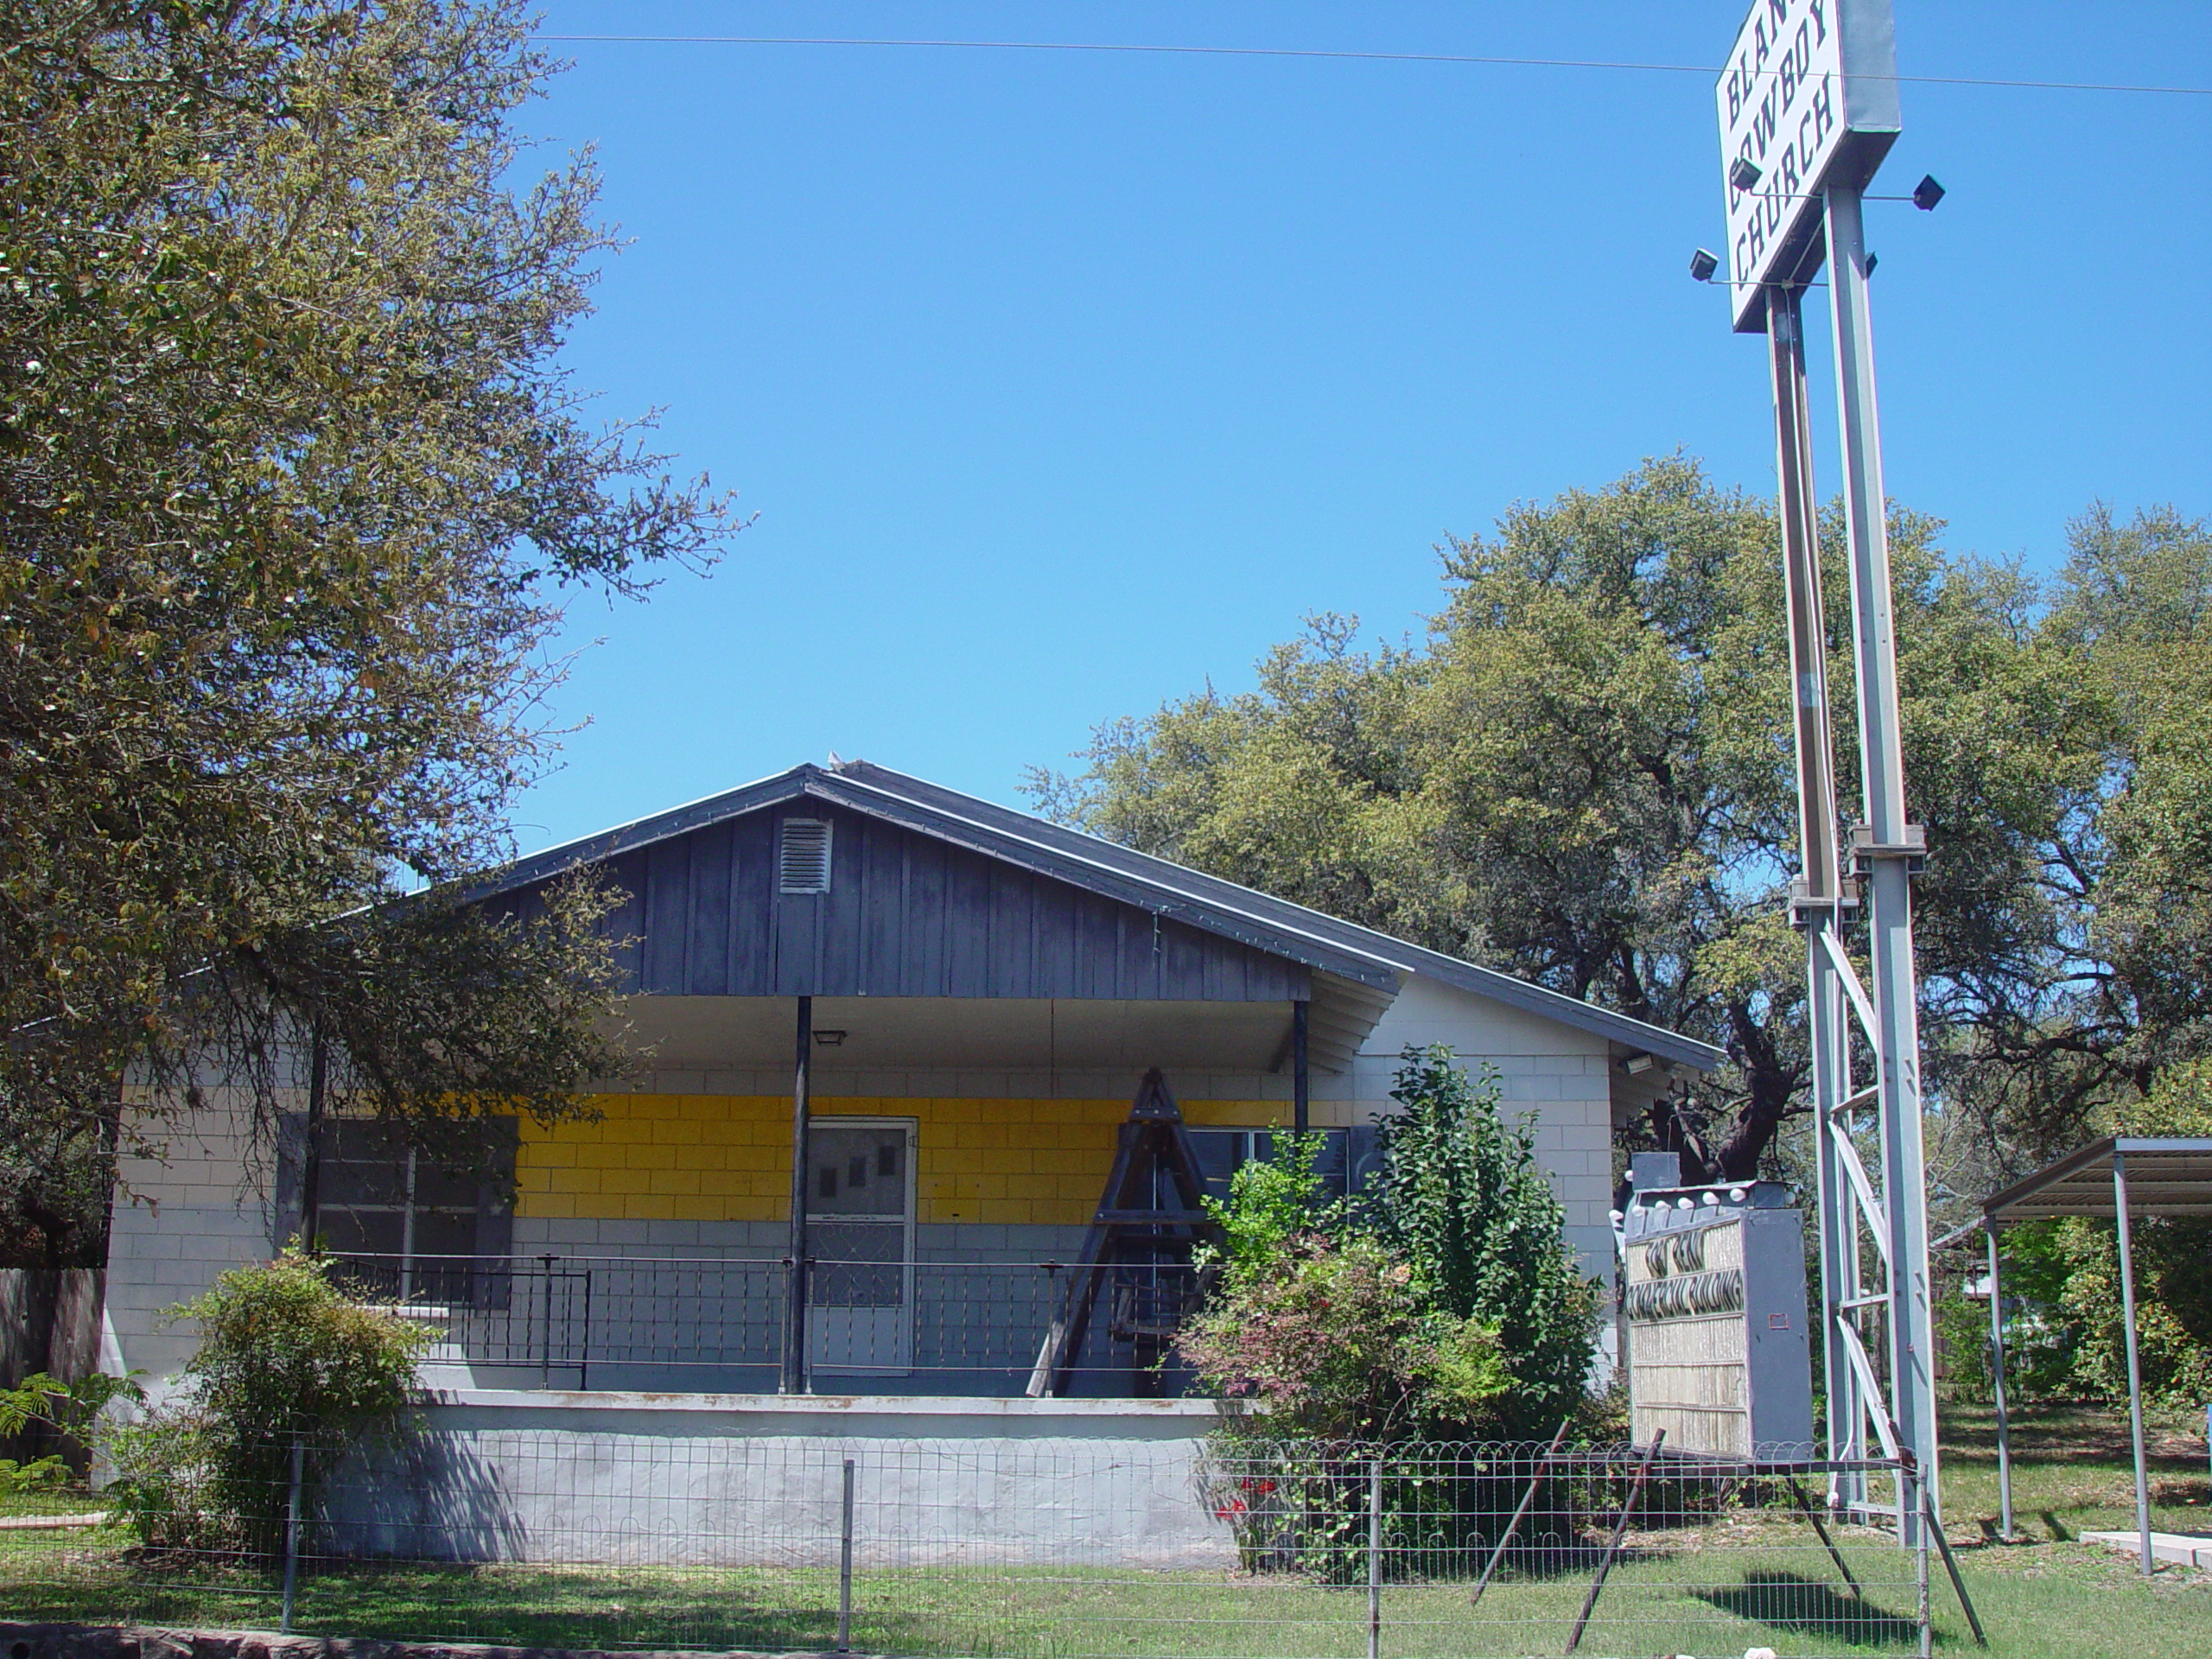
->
[1027, 1069, 1220, 1397]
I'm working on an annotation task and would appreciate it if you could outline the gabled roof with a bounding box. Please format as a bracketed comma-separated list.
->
[477, 760, 1723, 1071]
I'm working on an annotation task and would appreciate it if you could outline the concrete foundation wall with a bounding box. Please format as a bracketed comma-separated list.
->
[322, 1391, 1233, 1568]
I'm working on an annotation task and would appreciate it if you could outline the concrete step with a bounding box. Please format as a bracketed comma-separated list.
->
[2082, 1529, 2212, 1569]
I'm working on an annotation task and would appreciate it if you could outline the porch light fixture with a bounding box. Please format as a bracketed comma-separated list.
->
[813, 1029, 847, 1047]
[1688, 247, 1719, 283]
[1728, 156, 1762, 192]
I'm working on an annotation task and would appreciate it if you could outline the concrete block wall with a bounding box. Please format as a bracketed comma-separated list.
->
[106, 1088, 282, 1388]
[323, 1391, 1230, 1567]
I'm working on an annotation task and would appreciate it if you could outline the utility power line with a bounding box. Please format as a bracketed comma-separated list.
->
[532, 33, 2212, 99]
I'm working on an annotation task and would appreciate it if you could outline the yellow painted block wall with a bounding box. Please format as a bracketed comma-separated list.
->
[515, 1095, 1300, 1228]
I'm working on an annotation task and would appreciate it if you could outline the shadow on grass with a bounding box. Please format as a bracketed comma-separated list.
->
[1692, 1569, 1920, 1649]
[1, 1561, 968, 1656]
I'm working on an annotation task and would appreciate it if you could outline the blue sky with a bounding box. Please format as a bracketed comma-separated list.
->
[511, 1, 2211, 855]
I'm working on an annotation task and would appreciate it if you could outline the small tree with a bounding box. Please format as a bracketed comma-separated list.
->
[1365, 1048, 1602, 1440]
[0, 0, 741, 1257]
[109, 1250, 430, 1553]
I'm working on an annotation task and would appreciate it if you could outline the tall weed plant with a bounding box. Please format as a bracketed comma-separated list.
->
[1363, 1048, 1602, 1440]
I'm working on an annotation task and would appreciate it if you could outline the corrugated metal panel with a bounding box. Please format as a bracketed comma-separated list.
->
[1980, 1137, 2212, 1222]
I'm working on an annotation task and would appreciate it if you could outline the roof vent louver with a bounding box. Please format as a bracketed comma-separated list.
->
[779, 818, 833, 893]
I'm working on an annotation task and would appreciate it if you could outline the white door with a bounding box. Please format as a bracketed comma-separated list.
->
[806, 1119, 916, 1375]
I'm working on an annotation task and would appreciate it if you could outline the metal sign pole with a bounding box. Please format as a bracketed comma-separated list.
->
[2113, 1152, 2154, 1576]
[1711, 0, 1928, 1547]
[1766, 280, 1866, 1512]
[1822, 177, 1938, 1536]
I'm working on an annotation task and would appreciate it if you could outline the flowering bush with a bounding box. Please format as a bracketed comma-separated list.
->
[1178, 1236, 1508, 1441]
[1176, 1049, 1601, 1580]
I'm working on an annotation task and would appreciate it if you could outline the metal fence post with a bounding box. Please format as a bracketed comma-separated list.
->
[1910, 1464, 1932, 1659]
[1567, 1432, 1664, 1656]
[838, 1457, 855, 1652]
[580, 1265, 593, 1392]
[1366, 1457, 1382, 1659]
[1986, 1224, 2014, 1541]
[280, 1434, 304, 1634]
[539, 1253, 556, 1389]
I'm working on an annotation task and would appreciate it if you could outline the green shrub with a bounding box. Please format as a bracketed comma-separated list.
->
[2054, 1214, 2212, 1405]
[1179, 1050, 1600, 1580]
[108, 1248, 432, 1553]
[0, 1454, 73, 1494]
[0, 1369, 143, 1492]
[1363, 1047, 1602, 1440]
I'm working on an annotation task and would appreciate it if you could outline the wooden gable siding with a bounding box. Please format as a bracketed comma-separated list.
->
[518, 802, 1306, 1002]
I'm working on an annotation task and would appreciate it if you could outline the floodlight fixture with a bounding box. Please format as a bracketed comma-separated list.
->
[1728, 156, 1763, 192]
[1912, 174, 1946, 211]
[814, 1028, 847, 1047]
[1688, 247, 1719, 283]
[1865, 251, 1879, 275]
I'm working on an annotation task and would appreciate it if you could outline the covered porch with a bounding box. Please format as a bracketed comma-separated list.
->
[308, 983, 1388, 1399]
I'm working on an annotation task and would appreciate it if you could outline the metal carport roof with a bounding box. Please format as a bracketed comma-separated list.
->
[1934, 1135, 2212, 1579]
[1976, 1135, 2212, 1224]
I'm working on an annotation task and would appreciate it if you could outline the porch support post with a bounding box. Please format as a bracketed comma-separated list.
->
[1986, 1220, 2014, 1541]
[1293, 999, 1310, 1135]
[781, 994, 814, 1395]
[2113, 1150, 2152, 1575]
[298, 1025, 328, 1249]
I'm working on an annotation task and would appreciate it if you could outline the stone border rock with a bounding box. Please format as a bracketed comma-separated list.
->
[0, 1624, 875, 1659]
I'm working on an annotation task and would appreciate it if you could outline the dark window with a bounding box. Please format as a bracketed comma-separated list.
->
[807, 1125, 908, 1218]
[1178, 1128, 1381, 1206]
[276, 1116, 515, 1306]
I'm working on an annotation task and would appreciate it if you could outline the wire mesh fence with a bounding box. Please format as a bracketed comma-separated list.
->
[0, 1430, 1966, 1657]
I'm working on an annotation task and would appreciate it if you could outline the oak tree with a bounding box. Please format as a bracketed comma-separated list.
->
[0, 2, 740, 1260]
[1037, 461, 2205, 1200]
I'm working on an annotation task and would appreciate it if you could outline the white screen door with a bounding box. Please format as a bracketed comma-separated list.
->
[805, 1119, 916, 1375]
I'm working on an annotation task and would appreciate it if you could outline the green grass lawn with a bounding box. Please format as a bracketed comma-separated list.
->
[3, 1406, 2209, 1659]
